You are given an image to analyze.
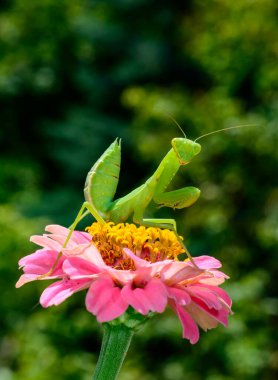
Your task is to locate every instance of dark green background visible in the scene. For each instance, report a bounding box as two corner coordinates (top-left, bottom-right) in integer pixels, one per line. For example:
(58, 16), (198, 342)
(0, 1), (277, 379)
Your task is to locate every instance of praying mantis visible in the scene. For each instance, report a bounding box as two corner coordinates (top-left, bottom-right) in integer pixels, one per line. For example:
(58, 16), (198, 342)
(42, 124), (253, 276)
(73, 136), (201, 232)
(71, 124), (252, 235)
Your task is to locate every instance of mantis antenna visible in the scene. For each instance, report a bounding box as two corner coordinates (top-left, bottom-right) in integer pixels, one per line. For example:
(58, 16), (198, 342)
(194, 124), (257, 142)
(167, 115), (187, 138)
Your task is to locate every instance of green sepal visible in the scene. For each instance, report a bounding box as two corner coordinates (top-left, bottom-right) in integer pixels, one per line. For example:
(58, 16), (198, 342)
(104, 306), (155, 331)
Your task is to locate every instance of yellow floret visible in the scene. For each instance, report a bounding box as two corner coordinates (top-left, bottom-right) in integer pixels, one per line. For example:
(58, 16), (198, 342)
(86, 222), (184, 269)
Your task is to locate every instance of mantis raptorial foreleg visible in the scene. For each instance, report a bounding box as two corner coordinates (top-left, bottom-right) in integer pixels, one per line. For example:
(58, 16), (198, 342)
(154, 187), (200, 209)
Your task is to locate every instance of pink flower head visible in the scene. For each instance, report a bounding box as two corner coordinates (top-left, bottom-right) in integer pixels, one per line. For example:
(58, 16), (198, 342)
(17, 222), (232, 344)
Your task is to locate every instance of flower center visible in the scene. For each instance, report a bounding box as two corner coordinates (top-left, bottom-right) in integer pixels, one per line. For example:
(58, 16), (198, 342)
(86, 222), (185, 269)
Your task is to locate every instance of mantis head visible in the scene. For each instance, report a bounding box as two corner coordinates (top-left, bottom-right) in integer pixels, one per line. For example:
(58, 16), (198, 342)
(172, 138), (201, 165)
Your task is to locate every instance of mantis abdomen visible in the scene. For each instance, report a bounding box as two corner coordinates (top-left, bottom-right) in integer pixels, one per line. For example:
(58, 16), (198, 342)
(84, 139), (121, 219)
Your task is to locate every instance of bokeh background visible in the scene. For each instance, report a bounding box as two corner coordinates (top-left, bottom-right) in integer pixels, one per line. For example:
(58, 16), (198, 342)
(0, 1), (277, 379)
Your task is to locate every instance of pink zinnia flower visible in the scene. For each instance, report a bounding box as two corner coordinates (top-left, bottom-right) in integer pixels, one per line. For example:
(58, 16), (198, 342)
(17, 222), (232, 344)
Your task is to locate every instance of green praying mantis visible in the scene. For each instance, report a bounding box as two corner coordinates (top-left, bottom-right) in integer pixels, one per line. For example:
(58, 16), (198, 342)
(76, 137), (201, 230)
(42, 124), (254, 276)
(71, 125), (253, 235)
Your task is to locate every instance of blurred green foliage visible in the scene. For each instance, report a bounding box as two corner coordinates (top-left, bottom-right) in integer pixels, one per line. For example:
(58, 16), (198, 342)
(0, 0), (277, 379)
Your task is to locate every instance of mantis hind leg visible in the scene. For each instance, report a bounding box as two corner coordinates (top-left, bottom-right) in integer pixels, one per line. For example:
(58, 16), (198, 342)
(61, 201), (105, 249)
(38, 202), (105, 278)
(67, 201), (105, 238)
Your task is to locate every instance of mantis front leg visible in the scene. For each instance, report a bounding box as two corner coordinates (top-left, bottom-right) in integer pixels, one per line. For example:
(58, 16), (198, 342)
(154, 186), (201, 210)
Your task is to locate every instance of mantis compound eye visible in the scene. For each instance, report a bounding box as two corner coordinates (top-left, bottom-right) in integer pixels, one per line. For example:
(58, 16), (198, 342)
(193, 142), (201, 155)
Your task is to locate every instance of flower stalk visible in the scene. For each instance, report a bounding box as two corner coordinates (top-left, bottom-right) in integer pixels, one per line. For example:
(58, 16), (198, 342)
(93, 323), (134, 380)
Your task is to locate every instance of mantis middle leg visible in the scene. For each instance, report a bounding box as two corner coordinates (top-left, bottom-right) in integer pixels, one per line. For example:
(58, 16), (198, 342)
(133, 209), (199, 268)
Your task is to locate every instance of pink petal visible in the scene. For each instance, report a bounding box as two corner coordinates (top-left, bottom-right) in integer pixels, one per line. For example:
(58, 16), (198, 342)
(49, 232), (91, 249)
(132, 267), (152, 284)
(171, 302), (199, 344)
(124, 249), (150, 268)
(18, 250), (64, 277)
(44, 234), (69, 247)
(141, 278), (168, 312)
(199, 269), (229, 286)
(188, 255), (222, 269)
(187, 286), (223, 310)
(37, 225), (91, 250)
(40, 279), (90, 307)
(71, 230), (92, 244)
(121, 278), (168, 315)
(161, 261), (205, 284)
(63, 257), (101, 279)
(191, 297), (230, 327)
(77, 245), (107, 268)
(105, 267), (136, 284)
(16, 274), (41, 288)
(85, 277), (128, 322)
(193, 284), (232, 308)
(62, 243), (92, 256)
(30, 235), (61, 251)
(124, 248), (172, 276)
(121, 285), (149, 314)
(167, 286), (191, 305)
(16, 249), (65, 287)
(184, 302), (219, 331)
(45, 224), (70, 236)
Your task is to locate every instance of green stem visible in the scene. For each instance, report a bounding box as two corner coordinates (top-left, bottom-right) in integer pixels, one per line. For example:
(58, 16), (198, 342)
(93, 324), (134, 380)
